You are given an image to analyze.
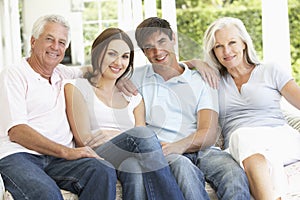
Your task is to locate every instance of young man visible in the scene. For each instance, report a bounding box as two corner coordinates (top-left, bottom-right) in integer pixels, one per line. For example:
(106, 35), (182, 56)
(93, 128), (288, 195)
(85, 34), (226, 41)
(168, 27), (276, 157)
(0, 14), (116, 199)
(120, 17), (250, 200)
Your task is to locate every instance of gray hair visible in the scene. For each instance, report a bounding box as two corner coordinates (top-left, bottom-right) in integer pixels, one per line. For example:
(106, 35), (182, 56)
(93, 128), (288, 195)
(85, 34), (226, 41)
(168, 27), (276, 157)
(31, 14), (71, 46)
(203, 17), (260, 76)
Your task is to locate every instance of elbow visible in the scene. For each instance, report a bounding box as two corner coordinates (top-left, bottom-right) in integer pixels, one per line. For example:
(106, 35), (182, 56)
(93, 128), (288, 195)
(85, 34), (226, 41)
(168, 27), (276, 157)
(8, 124), (24, 142)
(200, 127), (219, 149)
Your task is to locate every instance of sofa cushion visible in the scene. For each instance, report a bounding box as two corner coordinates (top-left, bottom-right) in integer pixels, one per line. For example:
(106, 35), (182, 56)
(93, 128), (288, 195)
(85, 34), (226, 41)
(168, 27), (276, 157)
(284, 111), (300, 131)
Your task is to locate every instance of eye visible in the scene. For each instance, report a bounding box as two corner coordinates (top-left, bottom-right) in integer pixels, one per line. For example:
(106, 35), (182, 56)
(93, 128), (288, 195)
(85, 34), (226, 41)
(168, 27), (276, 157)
(122, 54), (130, 59)
(46, 37), (53, 41)
(159, 40), (166, 44)
(59, 41), (66, 46)
(229, 41), (236, 45)
(143, 45), (152, 51)
(214, 44), (221, 49)
(108, 52), (117, 57)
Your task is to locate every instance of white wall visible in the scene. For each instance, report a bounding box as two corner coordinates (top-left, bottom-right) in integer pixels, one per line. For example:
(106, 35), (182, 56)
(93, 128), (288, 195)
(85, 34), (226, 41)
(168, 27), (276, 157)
(22, 0), (84, 65)
(0, 0), (21, 70)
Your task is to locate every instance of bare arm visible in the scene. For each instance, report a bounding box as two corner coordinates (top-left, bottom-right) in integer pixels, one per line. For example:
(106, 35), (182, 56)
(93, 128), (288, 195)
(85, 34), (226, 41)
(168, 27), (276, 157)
(133, 99), (146, 127)
(65, 83), (120, 149)
(281, 79), (300, 110)
(64, 83), (93, 147)
(161, 109), (219, 156)
(116, 77), (138, 97)
(8, 124), (98, 160)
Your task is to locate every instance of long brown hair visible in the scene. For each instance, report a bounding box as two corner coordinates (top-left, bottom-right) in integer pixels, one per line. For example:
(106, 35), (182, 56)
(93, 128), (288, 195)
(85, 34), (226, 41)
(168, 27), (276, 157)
(85, 28), (134, 86)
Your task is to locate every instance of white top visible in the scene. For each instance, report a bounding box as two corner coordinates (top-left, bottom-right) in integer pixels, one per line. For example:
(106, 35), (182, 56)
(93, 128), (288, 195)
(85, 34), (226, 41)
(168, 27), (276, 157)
(218, 62), (293, 148)
(131, 63), (219, 143)
(0, 58), (82, 160)
(67, 78), (142, 133)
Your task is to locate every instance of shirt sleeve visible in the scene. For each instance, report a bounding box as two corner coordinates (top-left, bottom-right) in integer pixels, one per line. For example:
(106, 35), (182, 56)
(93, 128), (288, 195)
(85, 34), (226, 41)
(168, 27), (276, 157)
(57, 64), (83, 79)
(197, 81), (219, 114)
(265, 62), (293, 91)
(0, 69), (28, 135)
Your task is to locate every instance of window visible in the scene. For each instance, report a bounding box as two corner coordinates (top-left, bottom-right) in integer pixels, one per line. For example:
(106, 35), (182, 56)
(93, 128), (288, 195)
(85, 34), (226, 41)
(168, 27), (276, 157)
(82, 0), (119, 64)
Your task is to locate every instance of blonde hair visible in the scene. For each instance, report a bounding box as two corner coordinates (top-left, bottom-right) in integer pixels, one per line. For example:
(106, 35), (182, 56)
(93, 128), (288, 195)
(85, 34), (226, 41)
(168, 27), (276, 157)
(203, 17), (260, 76)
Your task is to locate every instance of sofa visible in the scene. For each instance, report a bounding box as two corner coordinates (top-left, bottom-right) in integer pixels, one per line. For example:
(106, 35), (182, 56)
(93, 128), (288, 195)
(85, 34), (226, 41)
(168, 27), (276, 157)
(1, 109), (300, 200)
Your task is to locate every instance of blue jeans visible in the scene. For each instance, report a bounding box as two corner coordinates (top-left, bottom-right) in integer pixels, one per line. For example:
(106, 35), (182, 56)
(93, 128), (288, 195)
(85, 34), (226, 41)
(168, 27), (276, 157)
(95, 126), (184, 200)
(0, 152), (116, 200)
(168, 148), (250, 200)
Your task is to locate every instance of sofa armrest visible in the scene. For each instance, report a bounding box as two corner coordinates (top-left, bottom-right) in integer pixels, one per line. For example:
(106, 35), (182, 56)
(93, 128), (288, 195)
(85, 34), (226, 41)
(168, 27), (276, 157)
(283, 111), (300, 132)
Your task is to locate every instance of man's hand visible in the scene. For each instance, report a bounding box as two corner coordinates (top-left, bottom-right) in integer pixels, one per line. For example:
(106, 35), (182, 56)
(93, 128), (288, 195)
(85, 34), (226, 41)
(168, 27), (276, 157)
(64, 146), (103, 160)
(161, 142), (185, 156)
(184, 60), (220, 89)
(84, 130), (120, 149)
(116, 78), (138, 96)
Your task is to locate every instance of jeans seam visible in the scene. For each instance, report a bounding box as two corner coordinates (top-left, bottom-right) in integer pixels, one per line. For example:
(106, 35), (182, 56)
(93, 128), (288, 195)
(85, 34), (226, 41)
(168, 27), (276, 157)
(0, 171), (29, 200)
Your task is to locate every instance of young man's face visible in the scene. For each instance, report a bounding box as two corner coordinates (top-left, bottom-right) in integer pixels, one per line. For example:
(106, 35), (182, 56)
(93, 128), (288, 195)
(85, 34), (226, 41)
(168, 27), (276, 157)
(141, 30), (177, 68)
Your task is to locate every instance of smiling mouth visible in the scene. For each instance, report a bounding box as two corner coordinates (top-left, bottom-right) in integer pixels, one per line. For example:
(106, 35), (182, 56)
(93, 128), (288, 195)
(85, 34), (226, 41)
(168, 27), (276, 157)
(110, 66), (122, 73)
(47, 52), (59, 58)
(155, 54), (167, 61)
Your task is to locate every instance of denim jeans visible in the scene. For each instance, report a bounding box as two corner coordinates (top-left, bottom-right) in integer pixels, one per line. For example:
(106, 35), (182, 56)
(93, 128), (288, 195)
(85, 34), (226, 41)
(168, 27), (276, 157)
(0, 152), (117, 200)
(168, 148), (250, 200)
(95, 126), (184, 200)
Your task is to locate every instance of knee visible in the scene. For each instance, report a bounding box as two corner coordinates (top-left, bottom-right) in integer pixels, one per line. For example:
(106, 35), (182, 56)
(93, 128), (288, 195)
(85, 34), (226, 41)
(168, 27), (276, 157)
(118, 157), (142, 174)
(243, 153), (266, 173)
(89, 159), (117, 182)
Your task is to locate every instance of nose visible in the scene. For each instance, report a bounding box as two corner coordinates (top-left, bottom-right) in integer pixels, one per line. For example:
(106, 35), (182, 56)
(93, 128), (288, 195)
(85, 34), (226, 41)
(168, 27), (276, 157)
(223, 45), (231, 55)
(113, 56), (122, 65)
(50, 40), (59, 50)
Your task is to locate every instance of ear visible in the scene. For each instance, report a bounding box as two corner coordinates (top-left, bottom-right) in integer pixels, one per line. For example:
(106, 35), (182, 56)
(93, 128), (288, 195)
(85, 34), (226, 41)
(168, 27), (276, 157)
(242, 41), (246, 50)
(171, 32), (177, 45)
(30, 36), (36, 49)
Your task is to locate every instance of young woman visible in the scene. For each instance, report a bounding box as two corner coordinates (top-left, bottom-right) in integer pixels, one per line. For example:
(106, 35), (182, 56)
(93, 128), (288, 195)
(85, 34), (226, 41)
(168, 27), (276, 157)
(64, 27), (184, 200)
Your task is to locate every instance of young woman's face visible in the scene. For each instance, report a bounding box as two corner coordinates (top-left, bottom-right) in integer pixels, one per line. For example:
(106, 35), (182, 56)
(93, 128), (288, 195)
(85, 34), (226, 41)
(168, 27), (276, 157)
(101, 39), (131, 80)
(213, 24), (246, 70)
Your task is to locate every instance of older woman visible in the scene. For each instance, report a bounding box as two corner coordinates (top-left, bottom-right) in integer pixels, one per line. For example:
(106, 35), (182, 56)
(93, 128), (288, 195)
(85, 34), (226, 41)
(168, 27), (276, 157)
(203, 17), (300, 200)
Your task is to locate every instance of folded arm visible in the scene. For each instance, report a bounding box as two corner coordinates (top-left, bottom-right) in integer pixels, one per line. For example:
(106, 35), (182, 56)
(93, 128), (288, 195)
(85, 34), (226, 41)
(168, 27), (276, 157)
(161, 109), (219, 156)
(8, 124), (98, 160)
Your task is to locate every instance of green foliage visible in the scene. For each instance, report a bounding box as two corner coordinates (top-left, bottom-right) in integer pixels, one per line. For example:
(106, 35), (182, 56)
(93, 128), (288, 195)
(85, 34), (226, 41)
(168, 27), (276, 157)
(289, 3), (300, 84)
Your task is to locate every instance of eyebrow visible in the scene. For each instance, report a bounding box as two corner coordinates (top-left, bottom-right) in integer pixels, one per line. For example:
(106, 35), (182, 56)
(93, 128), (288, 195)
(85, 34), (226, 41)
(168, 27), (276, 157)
(108, 48), (130, 54)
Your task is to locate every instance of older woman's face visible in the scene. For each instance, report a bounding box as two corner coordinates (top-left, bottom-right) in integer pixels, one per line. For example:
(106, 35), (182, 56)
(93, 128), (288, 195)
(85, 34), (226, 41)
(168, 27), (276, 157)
(213, 24), (246, 70)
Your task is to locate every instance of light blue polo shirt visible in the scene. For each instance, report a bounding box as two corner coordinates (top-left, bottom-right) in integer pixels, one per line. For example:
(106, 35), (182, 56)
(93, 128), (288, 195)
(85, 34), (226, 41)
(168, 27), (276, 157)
(132, 63), (218, 143)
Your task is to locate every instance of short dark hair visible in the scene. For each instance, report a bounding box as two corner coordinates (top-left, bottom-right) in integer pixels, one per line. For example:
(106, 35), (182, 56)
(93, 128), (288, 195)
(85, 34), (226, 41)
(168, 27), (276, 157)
(135, 17), (173, 50)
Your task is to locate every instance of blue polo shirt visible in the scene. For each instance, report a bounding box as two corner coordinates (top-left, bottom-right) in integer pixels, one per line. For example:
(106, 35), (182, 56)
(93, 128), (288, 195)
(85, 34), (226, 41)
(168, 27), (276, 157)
(132, 63), (218, 143)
